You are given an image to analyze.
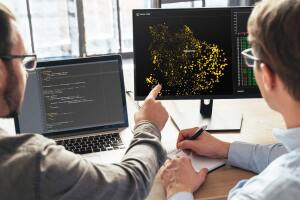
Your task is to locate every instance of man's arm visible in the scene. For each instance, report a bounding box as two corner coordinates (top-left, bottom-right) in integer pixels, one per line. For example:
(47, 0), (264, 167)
(176, 129), (288, 173)
(228, 141), (287, 173)
(39, 122), (166, 200)
(39, 84), (169, 200)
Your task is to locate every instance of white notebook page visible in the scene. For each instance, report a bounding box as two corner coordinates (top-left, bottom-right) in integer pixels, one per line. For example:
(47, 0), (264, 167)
(167, 149), (225, 172)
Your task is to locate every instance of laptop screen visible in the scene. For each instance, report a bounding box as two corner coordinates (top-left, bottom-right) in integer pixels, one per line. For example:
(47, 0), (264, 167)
(15, 55), (128, 137)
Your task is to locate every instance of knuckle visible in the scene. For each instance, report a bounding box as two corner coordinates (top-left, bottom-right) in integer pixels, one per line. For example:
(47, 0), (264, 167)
(169, 160), (176, 166)
(158, 103), (166, 110)
(182, 157), (189, 162)
(167, 159), (173, 164)
(177, 157), (184, 162)
(165, 160), (171, 166)
(200, 175), (206, 181)
(164, 112), (168, 118)
(160, 172), (167, 179)
(145, 98), (154, 104)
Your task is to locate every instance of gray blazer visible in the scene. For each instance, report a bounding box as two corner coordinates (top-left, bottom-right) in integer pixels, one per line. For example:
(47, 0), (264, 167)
(0, 121), (166, 200)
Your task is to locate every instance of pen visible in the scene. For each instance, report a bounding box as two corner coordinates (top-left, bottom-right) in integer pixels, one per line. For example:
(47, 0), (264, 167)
(186, 125), (207, 140)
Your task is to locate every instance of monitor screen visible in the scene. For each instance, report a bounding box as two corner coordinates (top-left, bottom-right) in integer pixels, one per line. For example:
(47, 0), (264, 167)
(133, 7), (261, 100)
(15, 55), (128, 137)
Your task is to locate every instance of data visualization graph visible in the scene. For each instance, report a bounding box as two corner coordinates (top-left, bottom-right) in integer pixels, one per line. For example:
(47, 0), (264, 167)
(233, 11), (257, 89)
(146, 23), (229, 96)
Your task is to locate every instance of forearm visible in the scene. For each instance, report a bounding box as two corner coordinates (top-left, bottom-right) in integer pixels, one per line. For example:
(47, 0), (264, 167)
(228, 141), (287, 173)
(81, 122), (167, 200)
(40, 121), (166, 200)
(122, 120), (166, 167)
(115, 121), (167, 198)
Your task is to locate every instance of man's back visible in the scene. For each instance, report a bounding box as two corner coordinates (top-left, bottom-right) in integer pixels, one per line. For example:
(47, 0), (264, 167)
(229, 147), (300, 199)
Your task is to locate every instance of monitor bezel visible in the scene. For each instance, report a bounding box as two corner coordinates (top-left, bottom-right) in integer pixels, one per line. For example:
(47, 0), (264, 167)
(132, 7), (261, 101)
(14, 55), (129, 137)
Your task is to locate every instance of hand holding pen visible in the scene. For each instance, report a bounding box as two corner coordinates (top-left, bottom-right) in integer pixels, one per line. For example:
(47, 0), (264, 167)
(176, 126), (230, 159)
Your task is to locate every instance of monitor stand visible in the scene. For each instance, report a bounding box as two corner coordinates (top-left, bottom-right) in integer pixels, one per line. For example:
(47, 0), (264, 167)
(199, 99), (242, 132)
(163, 99), (243, 132)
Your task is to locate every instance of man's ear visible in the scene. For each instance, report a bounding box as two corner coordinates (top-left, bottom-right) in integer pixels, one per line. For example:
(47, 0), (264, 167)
(260, 63), (275, 92)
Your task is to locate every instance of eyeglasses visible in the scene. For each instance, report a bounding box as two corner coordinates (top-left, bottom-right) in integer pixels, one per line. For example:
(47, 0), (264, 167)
(0, 54), (37, 71)
(241, 48), (261, 68)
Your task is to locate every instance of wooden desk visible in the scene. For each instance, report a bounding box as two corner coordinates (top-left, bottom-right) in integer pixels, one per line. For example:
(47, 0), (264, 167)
(194, 166), (255, 200)
(145, 99), (285, 200)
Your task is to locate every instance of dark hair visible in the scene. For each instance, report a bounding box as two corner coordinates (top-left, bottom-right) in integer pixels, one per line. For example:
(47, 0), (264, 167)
(248, 0), (300, 101)
(0, 3), (16, 55)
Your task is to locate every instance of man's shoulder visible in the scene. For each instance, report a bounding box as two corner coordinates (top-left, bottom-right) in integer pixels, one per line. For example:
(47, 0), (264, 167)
(262, 149), (300, 174)
(0, 132), (55, 154)
(278, 148), (300, 168)
(256, 150), (300, 187)
(231, 150), (300, 199)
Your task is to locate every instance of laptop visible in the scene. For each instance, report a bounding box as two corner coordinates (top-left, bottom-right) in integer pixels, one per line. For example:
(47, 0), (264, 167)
(14, 55), (131, 164)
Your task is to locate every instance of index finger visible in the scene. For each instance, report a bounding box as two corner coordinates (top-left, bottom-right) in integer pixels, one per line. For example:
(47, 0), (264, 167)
(145, 84), (161, 100)
(176, 127), (199, 147)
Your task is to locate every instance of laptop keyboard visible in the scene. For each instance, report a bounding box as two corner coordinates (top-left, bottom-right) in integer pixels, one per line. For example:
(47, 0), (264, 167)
(56, 133), (125, 154)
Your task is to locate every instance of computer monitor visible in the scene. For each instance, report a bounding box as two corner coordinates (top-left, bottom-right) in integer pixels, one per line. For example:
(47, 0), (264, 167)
(133, 7), (260, 131)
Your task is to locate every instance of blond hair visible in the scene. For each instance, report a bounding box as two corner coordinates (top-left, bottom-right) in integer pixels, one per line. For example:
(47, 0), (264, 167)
(248, 0), (300, 101)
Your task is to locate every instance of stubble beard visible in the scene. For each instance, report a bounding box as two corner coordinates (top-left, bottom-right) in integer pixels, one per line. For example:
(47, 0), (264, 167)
(3, 62), (21, 118)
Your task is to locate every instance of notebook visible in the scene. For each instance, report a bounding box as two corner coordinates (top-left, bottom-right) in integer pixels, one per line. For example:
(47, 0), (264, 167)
(167, 149), (225, 172)
(14, 55), (131, 164)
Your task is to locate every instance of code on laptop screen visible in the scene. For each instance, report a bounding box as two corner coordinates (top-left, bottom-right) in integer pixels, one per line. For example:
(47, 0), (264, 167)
(17, 58), (127, 134)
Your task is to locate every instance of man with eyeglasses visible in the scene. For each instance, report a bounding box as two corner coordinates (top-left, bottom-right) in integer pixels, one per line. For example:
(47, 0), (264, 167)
(160, 0), (300, 200)
(0, 3), (171, 200)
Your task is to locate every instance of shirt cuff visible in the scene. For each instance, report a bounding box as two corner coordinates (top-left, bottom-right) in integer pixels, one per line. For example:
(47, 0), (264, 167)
(133, 120), (161, 139)
(228, 141), (253, 169)
(168, 192), (194, 200)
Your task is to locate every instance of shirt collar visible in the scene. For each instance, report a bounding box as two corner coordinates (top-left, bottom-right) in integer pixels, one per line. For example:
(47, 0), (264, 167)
(273, 127), (300, 152)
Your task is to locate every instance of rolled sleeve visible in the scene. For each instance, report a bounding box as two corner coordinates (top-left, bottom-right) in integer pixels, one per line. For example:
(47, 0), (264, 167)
(133, 120), (161, 139)
(228, 141), (287, 173)
(228, 142), (254, 171)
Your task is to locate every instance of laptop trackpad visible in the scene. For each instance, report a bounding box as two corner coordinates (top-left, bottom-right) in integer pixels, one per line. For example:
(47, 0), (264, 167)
(83, 149), (126, 164)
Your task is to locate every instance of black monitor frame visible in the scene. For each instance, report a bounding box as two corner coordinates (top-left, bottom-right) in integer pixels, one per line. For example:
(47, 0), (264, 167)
(14, 55), (129, 138)
(133, 7), (261, 101)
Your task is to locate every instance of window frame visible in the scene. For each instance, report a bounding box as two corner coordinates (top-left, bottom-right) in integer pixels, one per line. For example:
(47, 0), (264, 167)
(158, 0), (206, 7)
(23, 0), (157, 60)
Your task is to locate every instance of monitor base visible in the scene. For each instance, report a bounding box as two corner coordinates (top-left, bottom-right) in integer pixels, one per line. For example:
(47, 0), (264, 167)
(163, 100), (243, 132)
